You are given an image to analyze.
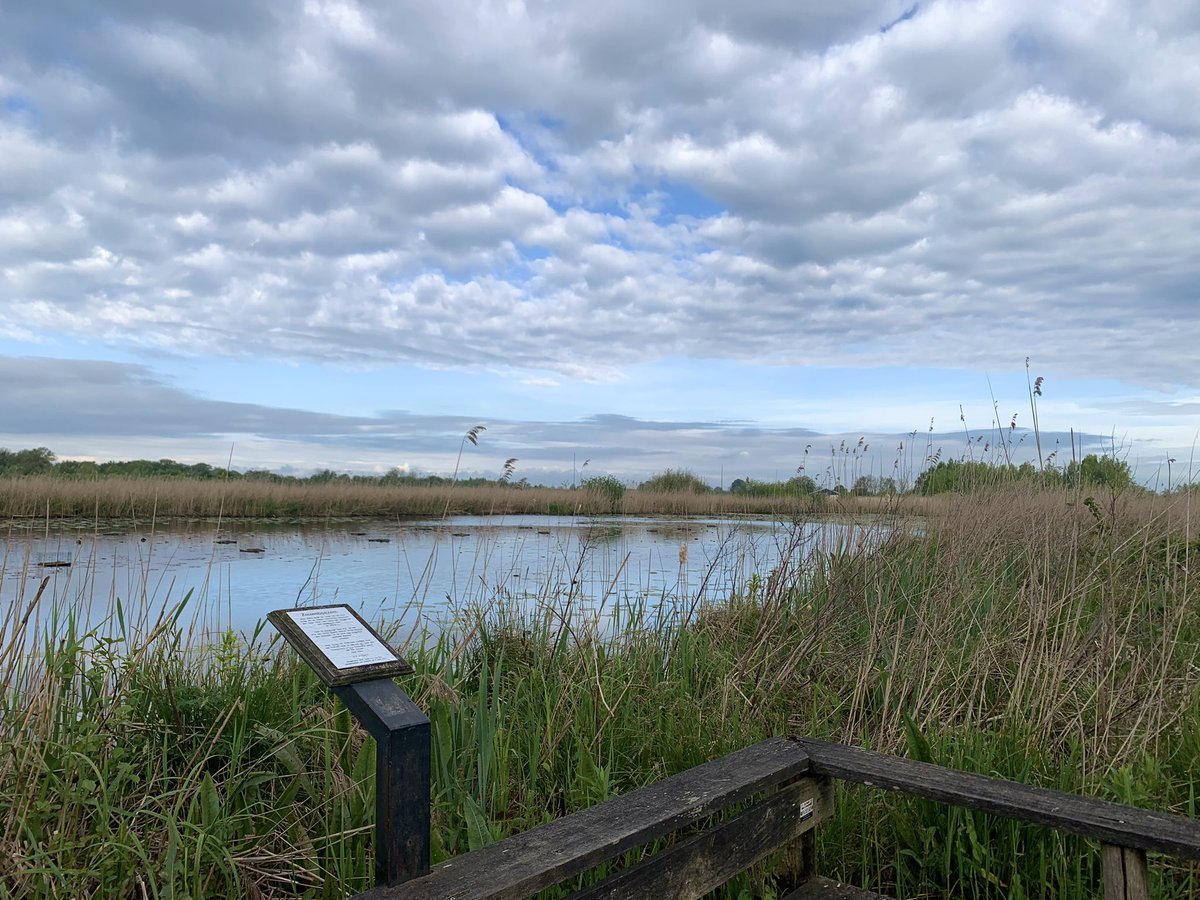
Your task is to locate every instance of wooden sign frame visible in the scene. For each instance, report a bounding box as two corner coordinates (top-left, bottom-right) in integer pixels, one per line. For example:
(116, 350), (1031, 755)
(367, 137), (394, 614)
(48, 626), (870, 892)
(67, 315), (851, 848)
(268, 603), (413, 687)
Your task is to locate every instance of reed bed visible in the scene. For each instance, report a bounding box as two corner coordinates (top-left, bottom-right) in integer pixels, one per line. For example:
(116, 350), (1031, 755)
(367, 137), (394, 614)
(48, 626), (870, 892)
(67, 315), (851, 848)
(1, 486), (1198, 898)
(0, 476), (901, 524)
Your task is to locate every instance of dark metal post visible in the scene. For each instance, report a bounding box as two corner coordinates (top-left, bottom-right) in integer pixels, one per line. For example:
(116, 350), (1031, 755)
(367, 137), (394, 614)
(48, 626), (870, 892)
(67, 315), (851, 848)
(334, 677), (431, 886)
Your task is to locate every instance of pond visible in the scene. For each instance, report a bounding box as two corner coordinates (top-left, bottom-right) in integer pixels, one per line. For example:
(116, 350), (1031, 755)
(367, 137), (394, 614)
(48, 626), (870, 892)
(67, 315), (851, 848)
(1, 515), (871, 644)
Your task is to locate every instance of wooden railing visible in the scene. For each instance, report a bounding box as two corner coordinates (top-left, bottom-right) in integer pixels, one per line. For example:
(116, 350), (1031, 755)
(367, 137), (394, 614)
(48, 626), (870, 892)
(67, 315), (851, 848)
(347, 735), (1200, 900)
(795, 737), (1200, 899)
(352, 736), (828, 899)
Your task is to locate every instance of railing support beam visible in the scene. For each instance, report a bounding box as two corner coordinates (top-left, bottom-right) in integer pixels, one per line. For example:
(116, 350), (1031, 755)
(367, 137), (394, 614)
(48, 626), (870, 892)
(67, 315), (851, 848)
(335, 678), (431, 887)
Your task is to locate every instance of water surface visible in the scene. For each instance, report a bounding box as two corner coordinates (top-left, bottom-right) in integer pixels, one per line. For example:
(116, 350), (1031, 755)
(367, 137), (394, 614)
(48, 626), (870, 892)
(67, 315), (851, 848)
(2, 515), (863, 641)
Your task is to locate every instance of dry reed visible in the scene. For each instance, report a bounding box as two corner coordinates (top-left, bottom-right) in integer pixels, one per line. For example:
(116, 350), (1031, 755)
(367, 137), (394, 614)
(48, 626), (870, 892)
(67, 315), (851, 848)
(0, 476), (917, 524)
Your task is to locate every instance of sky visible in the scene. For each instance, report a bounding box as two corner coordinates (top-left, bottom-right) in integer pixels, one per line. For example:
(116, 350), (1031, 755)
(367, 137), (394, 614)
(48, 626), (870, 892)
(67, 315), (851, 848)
(2, 0), (1199, 489)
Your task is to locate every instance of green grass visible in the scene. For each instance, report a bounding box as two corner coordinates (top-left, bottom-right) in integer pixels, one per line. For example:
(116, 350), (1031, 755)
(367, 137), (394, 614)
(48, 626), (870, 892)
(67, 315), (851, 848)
(2, 486), (1199, 897)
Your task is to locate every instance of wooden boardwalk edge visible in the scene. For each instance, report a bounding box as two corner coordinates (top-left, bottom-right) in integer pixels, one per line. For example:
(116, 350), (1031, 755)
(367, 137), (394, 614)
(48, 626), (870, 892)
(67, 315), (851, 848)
(353, 736), (812, 900)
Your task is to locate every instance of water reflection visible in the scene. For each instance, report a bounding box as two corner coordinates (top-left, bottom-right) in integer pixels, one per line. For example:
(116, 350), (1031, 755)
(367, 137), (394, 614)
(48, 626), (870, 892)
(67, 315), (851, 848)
(1, 515), (865, 641)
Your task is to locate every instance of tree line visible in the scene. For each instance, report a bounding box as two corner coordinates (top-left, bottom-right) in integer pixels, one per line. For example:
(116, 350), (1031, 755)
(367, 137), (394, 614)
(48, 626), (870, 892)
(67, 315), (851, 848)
(911, 455), (1136, 494)
(0, 446), (1170, 495)
(0, 448), (514, 488)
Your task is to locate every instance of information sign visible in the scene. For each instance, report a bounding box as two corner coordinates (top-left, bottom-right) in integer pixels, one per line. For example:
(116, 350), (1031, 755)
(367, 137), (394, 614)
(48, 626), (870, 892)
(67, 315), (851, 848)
(268, 603), (413, 687)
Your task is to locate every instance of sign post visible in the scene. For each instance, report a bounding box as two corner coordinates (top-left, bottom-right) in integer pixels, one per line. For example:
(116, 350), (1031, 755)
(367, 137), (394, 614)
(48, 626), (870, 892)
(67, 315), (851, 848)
(268, 604), (430, 887)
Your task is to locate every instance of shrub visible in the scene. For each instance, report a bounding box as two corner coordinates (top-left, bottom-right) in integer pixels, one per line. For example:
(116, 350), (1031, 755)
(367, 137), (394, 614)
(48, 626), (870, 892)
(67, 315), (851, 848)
(638, 469), (712, 493)
(582, 475), (625, 513)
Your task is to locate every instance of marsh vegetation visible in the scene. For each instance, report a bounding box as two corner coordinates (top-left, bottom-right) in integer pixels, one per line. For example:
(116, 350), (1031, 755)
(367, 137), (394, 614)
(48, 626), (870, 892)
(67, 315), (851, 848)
(0, 472), (891, 524)
(1, 483), (1198, 897)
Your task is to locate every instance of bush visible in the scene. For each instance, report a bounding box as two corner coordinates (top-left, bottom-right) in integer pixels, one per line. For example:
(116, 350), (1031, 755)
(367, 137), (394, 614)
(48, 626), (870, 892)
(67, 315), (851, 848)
(729, 476), (816, 497)
(583, 475), (625, 513)
(638, 469), (712, 493)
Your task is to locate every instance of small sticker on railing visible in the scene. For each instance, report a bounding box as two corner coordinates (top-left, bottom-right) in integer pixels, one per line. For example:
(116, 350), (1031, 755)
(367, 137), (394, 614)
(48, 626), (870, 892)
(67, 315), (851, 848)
(800, 798), (815, 821)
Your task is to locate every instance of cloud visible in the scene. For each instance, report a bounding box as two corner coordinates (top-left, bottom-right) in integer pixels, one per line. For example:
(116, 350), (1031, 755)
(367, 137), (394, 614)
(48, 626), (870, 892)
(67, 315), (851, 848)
(0, 355), (381, 439)
(1101, 396), (1200, 417)
(0, 354), (1119, 485)
(1, 0), (1198, 392)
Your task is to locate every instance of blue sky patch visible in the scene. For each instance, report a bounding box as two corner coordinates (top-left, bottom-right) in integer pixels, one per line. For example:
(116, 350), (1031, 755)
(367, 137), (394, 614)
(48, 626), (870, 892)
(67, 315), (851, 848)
(880, 4), (919, 34)
(649, 180), (725, 221)
(3, 94), (38, 118)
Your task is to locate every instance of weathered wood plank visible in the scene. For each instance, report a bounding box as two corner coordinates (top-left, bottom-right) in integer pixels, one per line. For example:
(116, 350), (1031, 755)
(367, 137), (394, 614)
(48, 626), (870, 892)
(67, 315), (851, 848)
(352, 737), (811, 900)
(782, 876), (890, 899)
(794, 737), (1200, 860)
(1102, 844), (1150, 900)
(569, 777), (832, 900)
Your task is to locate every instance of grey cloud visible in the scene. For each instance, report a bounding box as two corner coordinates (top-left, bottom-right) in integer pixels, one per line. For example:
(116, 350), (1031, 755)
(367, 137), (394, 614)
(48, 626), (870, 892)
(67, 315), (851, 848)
(1100, 398), (1200, 418)
(1, 0), (1199, 394)
(0, 354), (1137, 483)
(0, 356), (381, 438)
(694, 0), (917, 49)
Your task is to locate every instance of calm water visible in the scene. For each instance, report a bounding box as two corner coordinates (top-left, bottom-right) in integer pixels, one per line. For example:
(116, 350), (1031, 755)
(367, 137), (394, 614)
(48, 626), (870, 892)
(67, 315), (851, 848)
(1, 515), (863, 642)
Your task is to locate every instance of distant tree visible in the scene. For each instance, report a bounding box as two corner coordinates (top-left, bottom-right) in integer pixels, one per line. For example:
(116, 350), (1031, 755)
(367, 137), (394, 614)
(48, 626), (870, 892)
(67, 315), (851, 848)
(851, 475), (899, 496)
(243, 468), (283, 482)
(54, 459), (99, 479)
(726, 475), (816, 497)
(1066, 454), (1133, 491)
(914, 460), (1005, 494)
(0, 447), (56, 476)
(786, 475), (817, 495)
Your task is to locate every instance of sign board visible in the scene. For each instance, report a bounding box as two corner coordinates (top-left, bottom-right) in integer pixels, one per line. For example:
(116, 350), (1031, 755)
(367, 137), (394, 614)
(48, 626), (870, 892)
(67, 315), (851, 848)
(268, 604), (413, 687)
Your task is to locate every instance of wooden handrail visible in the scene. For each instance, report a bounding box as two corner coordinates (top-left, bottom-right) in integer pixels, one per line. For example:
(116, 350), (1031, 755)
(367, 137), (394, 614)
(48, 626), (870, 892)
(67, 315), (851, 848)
(353, 736), (818, 900)
(793, 736), (1200, 860)
(345, 734), (1200, 900)
(571, 778), (832, 900)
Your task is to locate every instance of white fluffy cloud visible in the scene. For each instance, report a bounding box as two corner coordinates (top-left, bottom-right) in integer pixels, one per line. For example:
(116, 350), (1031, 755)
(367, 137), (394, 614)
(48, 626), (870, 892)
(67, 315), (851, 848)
(1, 0), (1198, 387)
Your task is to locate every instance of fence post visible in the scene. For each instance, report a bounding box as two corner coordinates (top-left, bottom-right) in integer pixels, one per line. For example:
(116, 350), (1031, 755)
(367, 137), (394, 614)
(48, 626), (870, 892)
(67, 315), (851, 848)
(1101, 844), (1150, 900)
(335, 677), (431, 887)
(772, 777), (827, 891)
